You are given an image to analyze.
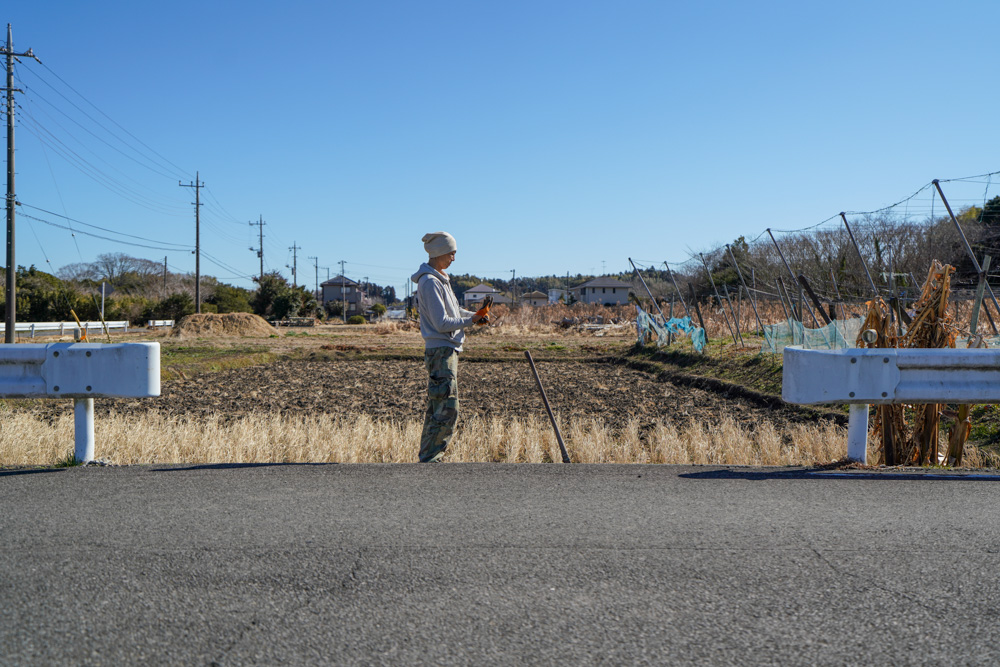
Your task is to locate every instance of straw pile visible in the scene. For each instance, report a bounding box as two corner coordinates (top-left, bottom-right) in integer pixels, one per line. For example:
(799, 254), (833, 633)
(862, 261), (971, 465)
(170, 313), (279, 338)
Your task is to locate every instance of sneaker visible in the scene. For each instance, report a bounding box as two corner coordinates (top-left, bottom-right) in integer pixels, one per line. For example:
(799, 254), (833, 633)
(426, 451), (446, 463)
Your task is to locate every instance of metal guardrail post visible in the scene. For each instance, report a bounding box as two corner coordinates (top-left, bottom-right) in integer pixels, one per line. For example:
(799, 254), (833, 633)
(74, 398), (95, 462)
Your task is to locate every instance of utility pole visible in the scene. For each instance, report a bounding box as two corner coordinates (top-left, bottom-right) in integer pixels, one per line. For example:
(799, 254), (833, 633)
(249, 216), (265, 282)
(3, 24), (39, 343)
(511, 269), (516, 302)
(339, 259), (346, 322)
(308, 256), (319, 302)
(162, 256), (167, 300)
(287, 242), (301, 287)
(178, 172), (203, 313)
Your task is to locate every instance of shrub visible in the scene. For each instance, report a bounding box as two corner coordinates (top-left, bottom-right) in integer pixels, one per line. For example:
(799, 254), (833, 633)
(347, 315), (366, 325)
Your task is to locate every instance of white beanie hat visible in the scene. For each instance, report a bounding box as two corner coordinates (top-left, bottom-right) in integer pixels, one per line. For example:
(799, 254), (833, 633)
(422, 232), (457, 258)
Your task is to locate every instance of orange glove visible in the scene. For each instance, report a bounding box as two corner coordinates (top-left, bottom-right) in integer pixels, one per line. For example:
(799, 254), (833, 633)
(474, 295), (493, 325)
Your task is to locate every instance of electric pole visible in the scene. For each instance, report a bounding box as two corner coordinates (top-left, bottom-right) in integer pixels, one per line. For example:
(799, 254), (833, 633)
(162, 256), (167, 300)
(308, 256), (318, 302)
(339, 259), (346, 323)
(288, 242), (300, 286)
(3, 24), (39, 343)
(178, 172), (203, 313)
(510, 269), (516, 302)
(249, 216), (265, 282)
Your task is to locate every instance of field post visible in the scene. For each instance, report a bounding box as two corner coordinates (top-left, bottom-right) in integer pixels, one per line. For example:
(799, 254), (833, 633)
(970, 255), (992, 336)
(667, 296), (674, 346)
(726, 245), (765, 337)
(628, 258), (666, 321)
(687, 283), (707, 334)
(699, 253), (740, 346)
(767, 228), (821, 328)
(840, 213), (880, 298)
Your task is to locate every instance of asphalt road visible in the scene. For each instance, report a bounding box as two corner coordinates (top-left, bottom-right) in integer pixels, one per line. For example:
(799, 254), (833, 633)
(2, 463), (999, 665)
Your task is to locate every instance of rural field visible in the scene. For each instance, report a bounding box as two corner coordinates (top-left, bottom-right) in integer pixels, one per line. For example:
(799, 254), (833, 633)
(2, 307), (998, 467)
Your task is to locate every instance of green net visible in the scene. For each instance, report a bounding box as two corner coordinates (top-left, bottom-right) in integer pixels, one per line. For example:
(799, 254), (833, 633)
(760, 317), (864, 354)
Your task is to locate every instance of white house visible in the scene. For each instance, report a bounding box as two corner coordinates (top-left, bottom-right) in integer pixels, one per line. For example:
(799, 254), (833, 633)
(463, 283), (502, 307)
(569, 277), (634, 305)
(520, 291), (548, 306)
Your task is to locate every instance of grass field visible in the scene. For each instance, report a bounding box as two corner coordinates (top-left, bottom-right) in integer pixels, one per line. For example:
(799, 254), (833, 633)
(2, 308), (997, 467)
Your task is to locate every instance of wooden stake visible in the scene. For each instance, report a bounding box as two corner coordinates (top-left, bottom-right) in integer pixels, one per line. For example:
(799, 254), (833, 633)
(525, 351), (570, 463)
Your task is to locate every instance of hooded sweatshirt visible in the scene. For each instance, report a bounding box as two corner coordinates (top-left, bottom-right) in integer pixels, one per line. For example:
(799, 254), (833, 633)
(411, 262), (476, 351)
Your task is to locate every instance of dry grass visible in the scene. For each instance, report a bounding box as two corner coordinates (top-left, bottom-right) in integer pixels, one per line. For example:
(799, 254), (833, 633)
(3, 411), (871, 467)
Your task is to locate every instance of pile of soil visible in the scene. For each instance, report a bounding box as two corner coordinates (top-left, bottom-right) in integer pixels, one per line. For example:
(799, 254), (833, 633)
(170, 313), (278, 338)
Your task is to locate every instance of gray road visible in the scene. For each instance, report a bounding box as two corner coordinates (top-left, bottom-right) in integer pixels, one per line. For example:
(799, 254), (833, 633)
(2, 464), (999, 665)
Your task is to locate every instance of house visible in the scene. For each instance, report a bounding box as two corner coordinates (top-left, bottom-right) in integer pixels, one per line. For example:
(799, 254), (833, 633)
(463, 283), (502, 308)
(520, 291), (549, 306)
(321, 275), (370, 316)
(569, 277), (634, 305)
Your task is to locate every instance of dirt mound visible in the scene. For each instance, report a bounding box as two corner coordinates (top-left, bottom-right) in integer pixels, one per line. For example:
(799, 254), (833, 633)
(170, 313), (278, 338)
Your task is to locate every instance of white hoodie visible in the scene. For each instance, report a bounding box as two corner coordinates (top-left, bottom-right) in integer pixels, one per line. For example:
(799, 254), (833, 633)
(411, 262), (476, 351)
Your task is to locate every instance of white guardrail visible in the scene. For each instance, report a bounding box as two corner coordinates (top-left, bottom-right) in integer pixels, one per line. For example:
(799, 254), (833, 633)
(783, 346), (1000, 464)
(0, 321), (130, 337)
(0, 343), (160, 463)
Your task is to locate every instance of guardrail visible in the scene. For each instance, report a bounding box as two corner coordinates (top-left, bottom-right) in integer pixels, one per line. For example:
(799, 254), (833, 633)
(783, 346), (1000, 464)
(146, 320), (175, 328)
(0, 321), (130, 338)
(0, 343), (160, 462)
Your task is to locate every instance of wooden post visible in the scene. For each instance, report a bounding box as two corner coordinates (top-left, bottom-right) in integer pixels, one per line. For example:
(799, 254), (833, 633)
(524, 351), (570, 463)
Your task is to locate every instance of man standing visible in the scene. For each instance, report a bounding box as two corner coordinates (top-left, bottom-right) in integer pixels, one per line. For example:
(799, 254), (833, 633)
(411, 232), (487, 462)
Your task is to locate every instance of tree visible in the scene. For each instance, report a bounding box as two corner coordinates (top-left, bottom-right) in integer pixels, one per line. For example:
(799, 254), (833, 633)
(207, 284), (252, 313)
(371, 303), (387, 317)
(250, 272), (290, 318)
(155, 293), (196, 321)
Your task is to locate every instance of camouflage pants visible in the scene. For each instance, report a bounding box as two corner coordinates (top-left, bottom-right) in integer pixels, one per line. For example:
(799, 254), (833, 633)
(419, 346), (459, 462)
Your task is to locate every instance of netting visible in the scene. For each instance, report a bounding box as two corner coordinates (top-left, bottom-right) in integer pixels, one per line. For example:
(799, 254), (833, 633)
(760, 317), (864, 354)
(636, 306), (707, 352)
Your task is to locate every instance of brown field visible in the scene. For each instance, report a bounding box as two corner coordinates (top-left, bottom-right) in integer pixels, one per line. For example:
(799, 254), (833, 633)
(4, 305), (990, 467)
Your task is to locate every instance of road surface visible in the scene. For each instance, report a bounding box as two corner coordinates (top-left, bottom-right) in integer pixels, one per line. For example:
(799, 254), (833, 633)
(2, 463), (999, 664)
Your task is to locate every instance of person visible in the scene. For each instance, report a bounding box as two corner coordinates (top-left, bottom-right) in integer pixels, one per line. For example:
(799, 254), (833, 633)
(411, 232), (488, 462)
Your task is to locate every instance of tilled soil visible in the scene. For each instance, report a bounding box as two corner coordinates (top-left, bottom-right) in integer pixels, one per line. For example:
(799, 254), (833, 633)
(17, 358), (827, 430)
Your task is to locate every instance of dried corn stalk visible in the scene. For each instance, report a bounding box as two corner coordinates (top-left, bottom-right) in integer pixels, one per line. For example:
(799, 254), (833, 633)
(863, 261), (966, 466)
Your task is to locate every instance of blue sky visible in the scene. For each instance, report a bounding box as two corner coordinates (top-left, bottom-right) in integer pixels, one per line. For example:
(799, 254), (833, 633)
(3, 1), (999, 296)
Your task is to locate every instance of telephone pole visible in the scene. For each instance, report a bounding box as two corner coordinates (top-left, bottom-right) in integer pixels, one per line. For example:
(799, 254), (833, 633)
(308, 256), (319, 301)
(3, 24), (39, 343)
(178, 172), (203, 313)
(249, 215), (265, 282)
(339, 259), (346, 323)
(288, 242), (301, 286)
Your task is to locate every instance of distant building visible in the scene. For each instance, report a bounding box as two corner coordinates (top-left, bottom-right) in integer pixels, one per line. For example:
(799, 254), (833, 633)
(321, 275), (371, 316)
(569, 277), (634, 305)
(520, 290), (549, 306)
(548, 289), (569, 304)
(463, 283), (503, 307)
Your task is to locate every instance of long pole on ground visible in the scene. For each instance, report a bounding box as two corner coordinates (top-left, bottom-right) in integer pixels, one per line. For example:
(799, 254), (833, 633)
(932, 179), (1000, 324)
(726, 245), (765, 336)
(840, 213), (880, 298)
(628, 258), (666, 320)
(524, 351), (571, 463)
(699, 253), (740, 346)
